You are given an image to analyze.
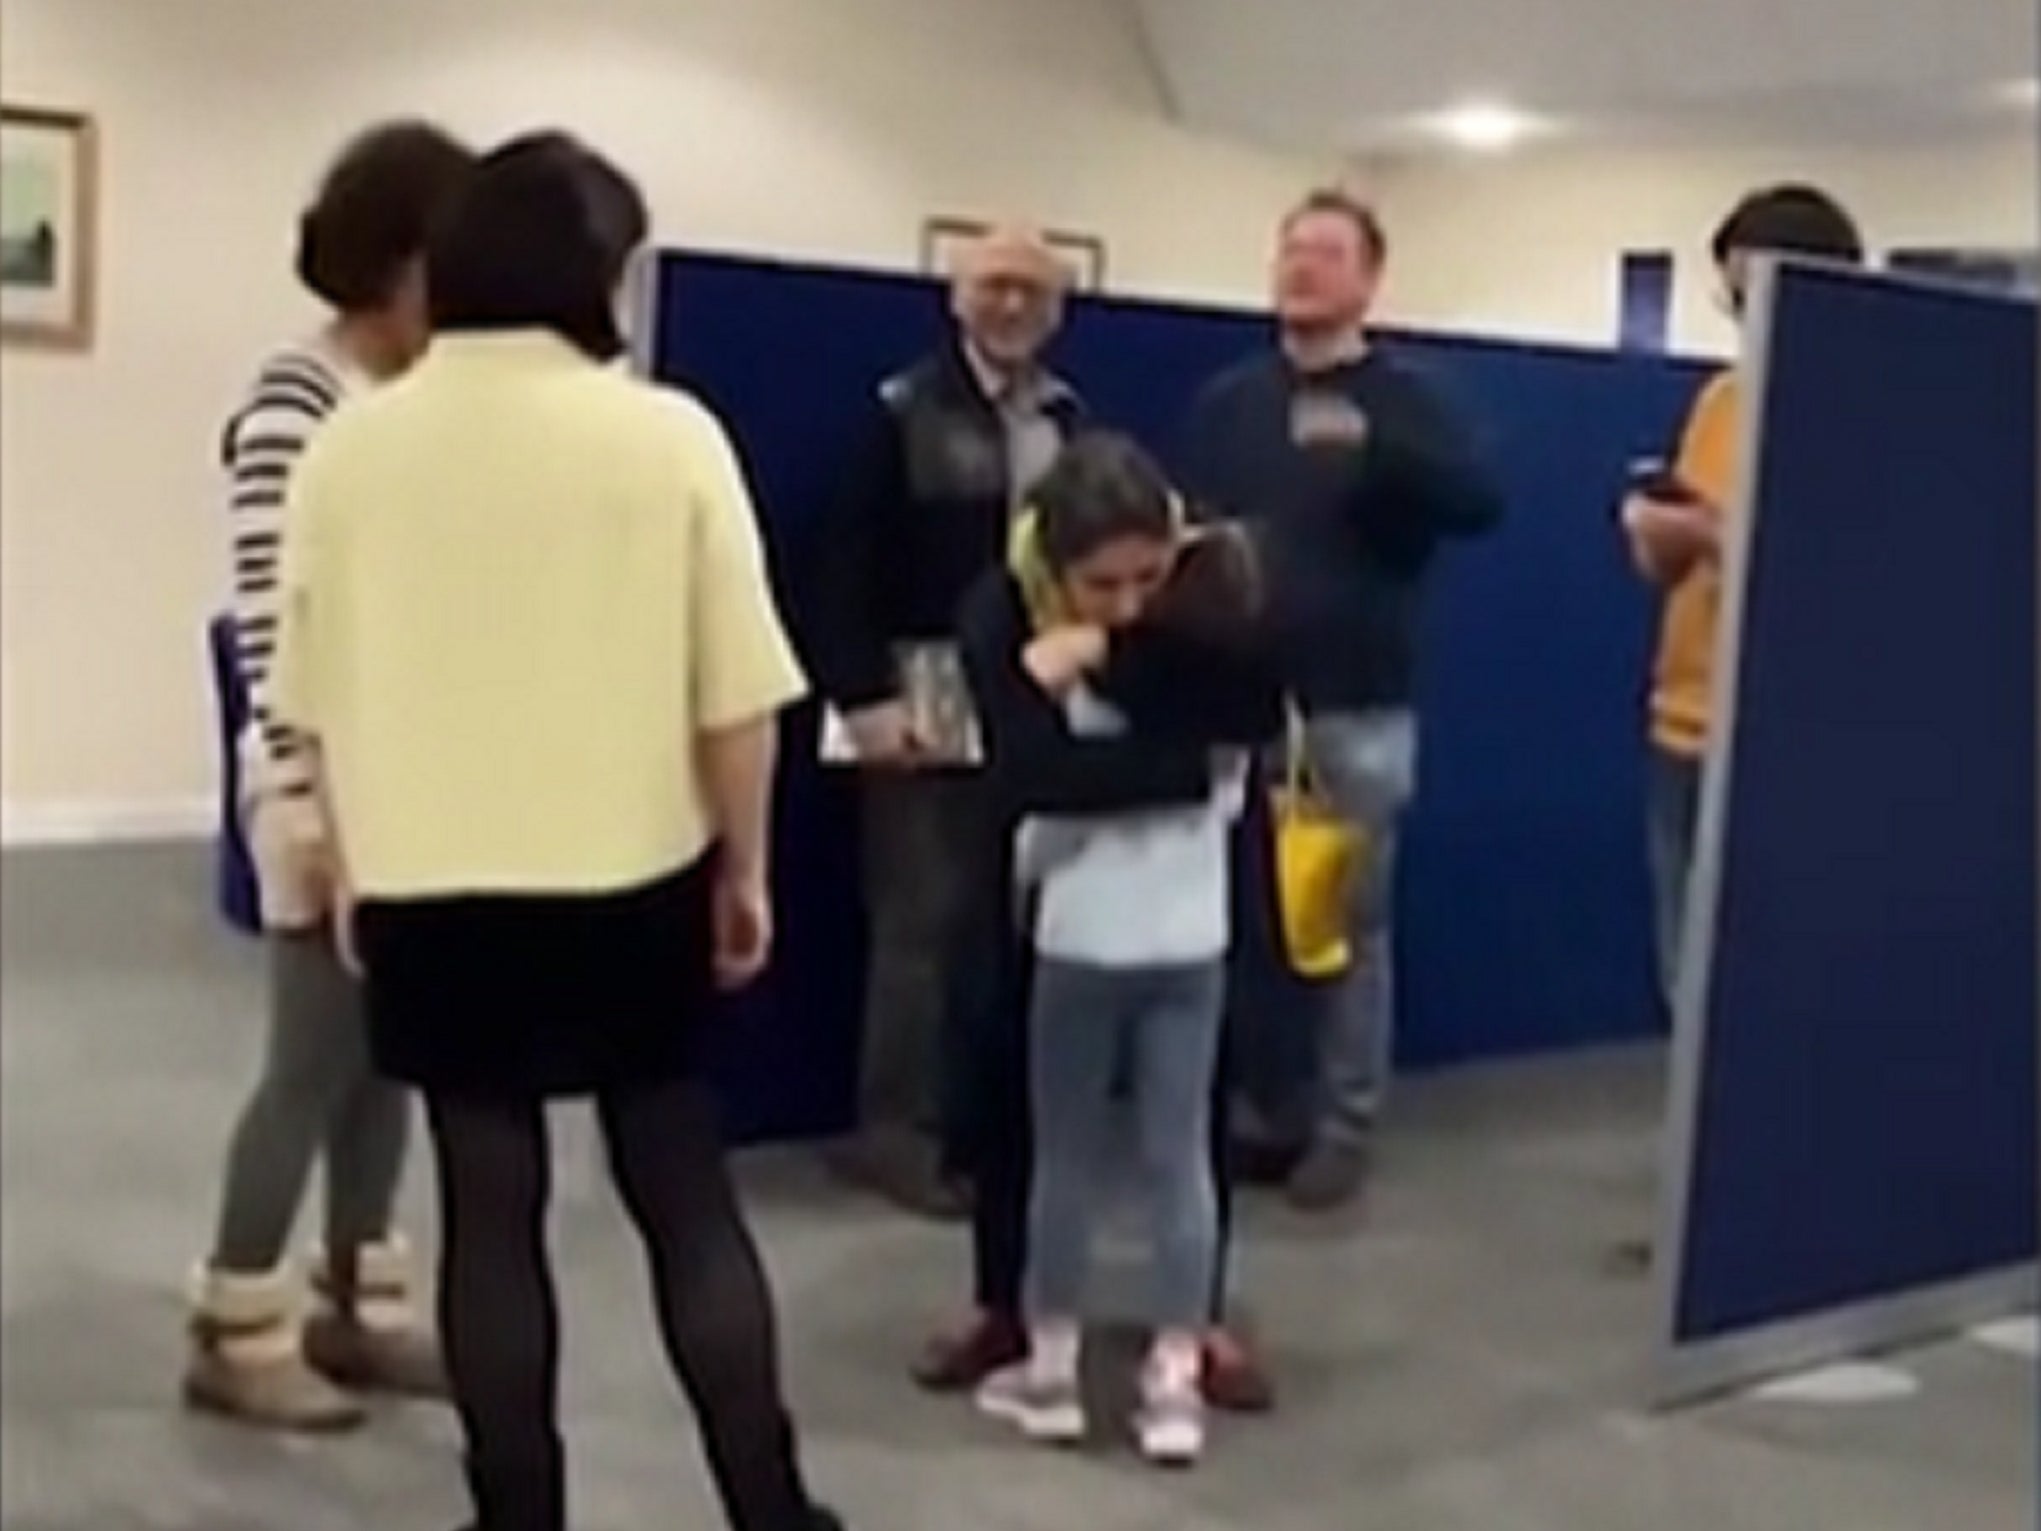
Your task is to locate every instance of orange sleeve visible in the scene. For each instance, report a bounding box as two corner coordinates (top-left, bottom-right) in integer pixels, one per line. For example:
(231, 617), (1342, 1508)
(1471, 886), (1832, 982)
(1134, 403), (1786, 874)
(1671, 371), (1741, 514)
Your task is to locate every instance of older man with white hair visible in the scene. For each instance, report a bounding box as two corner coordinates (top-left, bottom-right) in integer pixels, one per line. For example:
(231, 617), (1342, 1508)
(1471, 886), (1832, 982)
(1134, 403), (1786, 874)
(813, 224), (1082, 1219)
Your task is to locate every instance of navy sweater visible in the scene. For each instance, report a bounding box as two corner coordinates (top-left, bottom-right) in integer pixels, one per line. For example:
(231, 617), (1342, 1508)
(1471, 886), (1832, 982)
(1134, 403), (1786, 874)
(1181, 349), (1504, 712)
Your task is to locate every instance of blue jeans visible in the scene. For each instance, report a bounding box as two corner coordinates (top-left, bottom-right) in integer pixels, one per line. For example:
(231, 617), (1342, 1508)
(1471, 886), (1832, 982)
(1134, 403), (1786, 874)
(1647, 749), (1703, 1005)
(1297, 709), (1417, 1149)
(1226, 712), (1416, 1154)
(1025, 959), (1226, 1331)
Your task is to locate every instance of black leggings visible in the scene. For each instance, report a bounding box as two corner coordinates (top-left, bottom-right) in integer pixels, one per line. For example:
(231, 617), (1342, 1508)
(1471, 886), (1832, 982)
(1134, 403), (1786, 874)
(425, 1080), (815, 1531)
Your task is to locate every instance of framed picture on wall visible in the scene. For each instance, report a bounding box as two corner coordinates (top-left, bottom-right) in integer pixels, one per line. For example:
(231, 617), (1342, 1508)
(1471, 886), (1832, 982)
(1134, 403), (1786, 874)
(2, 104), (99, 351)
(919, 215), (1107, 294)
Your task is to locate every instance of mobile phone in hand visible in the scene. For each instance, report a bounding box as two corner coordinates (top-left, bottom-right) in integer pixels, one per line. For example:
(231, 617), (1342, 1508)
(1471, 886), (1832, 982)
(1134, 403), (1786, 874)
(1627, 457), (1701, 506)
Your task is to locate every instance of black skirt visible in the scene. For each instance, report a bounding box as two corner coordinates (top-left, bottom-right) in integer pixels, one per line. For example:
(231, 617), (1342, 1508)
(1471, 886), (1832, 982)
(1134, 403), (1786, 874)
(355, 859), (714, 1099)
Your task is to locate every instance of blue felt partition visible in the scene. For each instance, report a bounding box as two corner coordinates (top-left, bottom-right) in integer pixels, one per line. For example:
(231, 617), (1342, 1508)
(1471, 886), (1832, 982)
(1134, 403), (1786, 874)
(1657, 262), (2039, 1400)
(647, 251), (1707, 1143)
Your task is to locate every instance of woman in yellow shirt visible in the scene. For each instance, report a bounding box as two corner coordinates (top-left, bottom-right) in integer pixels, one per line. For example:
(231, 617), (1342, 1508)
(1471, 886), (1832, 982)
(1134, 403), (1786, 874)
(272, 134), (838, 1531)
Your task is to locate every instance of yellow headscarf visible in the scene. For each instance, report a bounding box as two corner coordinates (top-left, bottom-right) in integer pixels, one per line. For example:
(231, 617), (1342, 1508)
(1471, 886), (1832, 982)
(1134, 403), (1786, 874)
(1008, 509), (1069, 632)
(1007, 494), (1189, 633)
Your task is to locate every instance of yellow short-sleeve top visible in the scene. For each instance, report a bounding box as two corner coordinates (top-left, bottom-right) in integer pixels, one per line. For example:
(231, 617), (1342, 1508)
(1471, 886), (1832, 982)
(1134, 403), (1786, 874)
(270, 332), (807, 899)
(1649, 370), (1741, 759)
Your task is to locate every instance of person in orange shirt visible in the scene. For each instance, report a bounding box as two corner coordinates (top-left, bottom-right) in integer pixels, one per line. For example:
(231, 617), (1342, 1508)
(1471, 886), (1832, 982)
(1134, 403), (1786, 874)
(1625, 185), (1865, 1001)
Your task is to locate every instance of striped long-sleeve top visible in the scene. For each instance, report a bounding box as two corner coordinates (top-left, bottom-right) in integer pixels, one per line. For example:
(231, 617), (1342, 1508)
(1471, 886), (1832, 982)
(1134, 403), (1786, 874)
(226, 341), (358, 805)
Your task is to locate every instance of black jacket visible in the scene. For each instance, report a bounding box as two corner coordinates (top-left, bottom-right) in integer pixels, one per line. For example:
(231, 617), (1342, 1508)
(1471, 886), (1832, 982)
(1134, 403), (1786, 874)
(810, 342), (1085, 711)
(956, 571), (1284, 830)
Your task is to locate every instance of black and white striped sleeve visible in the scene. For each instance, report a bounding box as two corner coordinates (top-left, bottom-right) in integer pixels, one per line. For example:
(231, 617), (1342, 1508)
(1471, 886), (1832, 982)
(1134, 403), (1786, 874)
(224, 350), (343, 798)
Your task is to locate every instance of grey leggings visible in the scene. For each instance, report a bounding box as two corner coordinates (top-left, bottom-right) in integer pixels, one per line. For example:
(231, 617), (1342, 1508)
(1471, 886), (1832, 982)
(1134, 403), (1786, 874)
(1026, 958), (1226, 1331)
(209, 931), (409, 1275)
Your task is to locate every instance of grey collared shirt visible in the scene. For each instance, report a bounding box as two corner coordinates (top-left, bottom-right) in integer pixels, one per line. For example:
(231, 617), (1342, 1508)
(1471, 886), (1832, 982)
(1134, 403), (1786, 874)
(963, 344), (1069, 510)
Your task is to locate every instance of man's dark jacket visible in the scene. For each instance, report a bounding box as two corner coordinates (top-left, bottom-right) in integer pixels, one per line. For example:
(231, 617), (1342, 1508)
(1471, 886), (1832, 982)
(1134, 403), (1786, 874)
(809, 340), (1083, 712)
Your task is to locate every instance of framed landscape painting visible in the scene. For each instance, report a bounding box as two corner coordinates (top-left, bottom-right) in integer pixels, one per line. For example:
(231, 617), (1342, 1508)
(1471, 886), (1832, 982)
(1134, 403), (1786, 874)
(919, 215), (1107, 294)
(2, 105), (98, 350)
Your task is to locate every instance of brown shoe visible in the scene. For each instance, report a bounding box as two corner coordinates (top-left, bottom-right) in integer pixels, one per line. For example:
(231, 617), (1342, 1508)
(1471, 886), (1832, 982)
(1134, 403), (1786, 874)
(304, 1311), (447, 1398)
(1285, 1140), (1372, 1213)
(1228, 1137), (1306, 1188)
(183, 1266), (368, 1432)
(910, 1310), (1026, 1393)
(927, 1173), (975, 1221)
(307, 1237), (448, 1399)
(830, 1128), (969, 1222)
(1201, 1328), (1275, 1414)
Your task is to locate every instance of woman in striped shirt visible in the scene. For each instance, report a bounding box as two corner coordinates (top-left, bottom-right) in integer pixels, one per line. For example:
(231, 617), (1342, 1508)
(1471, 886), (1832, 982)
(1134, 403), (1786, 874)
(187, 121), (473, 1432)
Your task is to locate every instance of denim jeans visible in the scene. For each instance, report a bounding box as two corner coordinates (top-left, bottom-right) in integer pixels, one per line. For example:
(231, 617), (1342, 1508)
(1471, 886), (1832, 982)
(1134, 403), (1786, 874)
(1024, 959), (1226, 1331)
(1298, 709), (1417, 1149)
(1646, 748), (1704, 1006)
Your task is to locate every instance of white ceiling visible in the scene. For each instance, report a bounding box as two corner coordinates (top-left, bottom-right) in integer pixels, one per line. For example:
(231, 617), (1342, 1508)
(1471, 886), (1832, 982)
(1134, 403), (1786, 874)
(1130, 0), (2037, 155)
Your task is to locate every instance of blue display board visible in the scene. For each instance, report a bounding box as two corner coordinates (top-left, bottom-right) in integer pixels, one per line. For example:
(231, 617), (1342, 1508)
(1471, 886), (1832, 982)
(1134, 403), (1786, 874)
(647, 251), (1706, 1143)
(1658, 262), (2039, 1399)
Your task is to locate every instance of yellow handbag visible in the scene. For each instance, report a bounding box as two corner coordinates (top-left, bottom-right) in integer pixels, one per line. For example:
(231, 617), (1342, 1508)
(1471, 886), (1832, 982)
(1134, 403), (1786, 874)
(1271, 712), (1366, 979)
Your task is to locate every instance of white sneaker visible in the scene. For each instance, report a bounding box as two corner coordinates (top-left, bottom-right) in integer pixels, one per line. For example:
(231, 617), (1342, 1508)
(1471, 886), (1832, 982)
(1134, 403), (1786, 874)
(976, 1361), (1086, 1445)
(1136, 1362), (1206, 1467)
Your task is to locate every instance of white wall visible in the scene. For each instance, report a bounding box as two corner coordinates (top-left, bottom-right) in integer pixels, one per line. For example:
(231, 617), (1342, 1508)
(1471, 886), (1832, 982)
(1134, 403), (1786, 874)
(1371, 135), (2037, 355)
(0, 0), (1324, 831)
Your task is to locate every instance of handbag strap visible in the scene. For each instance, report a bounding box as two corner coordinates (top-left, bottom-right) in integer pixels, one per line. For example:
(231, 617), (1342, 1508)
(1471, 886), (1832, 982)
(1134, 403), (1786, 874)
(1283, 701), (1319, 802)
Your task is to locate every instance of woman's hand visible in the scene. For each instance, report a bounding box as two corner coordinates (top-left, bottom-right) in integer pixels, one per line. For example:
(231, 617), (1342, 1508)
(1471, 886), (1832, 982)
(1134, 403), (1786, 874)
(330, 872), (364, 979)
(299, 837), (363, 976)
(1022, 624), (1107, 696)
(712, 866), (774, 990)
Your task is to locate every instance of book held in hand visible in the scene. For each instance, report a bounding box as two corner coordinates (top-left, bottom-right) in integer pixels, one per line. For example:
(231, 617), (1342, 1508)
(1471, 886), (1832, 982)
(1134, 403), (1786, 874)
(819, 642), (983, 767)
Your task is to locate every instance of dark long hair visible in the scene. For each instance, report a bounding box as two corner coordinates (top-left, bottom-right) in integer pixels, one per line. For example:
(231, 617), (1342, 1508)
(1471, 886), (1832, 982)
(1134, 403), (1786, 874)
(1144, 523), (1264, 650)
(428, 131), (650, 361)
(1032, 432), (1178, 571)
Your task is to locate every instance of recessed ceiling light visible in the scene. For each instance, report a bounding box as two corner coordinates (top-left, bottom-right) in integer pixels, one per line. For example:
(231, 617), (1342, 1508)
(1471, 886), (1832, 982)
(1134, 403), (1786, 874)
(1431, 100), (1539, 152)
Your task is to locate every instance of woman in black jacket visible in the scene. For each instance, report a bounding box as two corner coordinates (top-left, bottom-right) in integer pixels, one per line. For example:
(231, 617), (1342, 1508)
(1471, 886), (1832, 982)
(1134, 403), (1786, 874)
(911, 431), (1283, 1415)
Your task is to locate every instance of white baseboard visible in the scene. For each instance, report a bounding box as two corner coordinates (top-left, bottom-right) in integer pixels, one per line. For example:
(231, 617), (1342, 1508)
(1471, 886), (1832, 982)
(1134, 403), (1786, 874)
(1, 796), (215, 847)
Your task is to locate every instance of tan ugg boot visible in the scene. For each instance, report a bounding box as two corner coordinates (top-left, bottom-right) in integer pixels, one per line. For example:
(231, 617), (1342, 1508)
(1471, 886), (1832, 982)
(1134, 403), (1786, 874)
(304, 1236), (447, 1399)
(184, 1265), (367, 1432)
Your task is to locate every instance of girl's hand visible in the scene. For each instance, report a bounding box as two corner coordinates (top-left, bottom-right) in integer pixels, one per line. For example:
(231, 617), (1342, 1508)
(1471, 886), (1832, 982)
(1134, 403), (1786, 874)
(1022, 625), (1107, 695)
(302, 839), (363, 977)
